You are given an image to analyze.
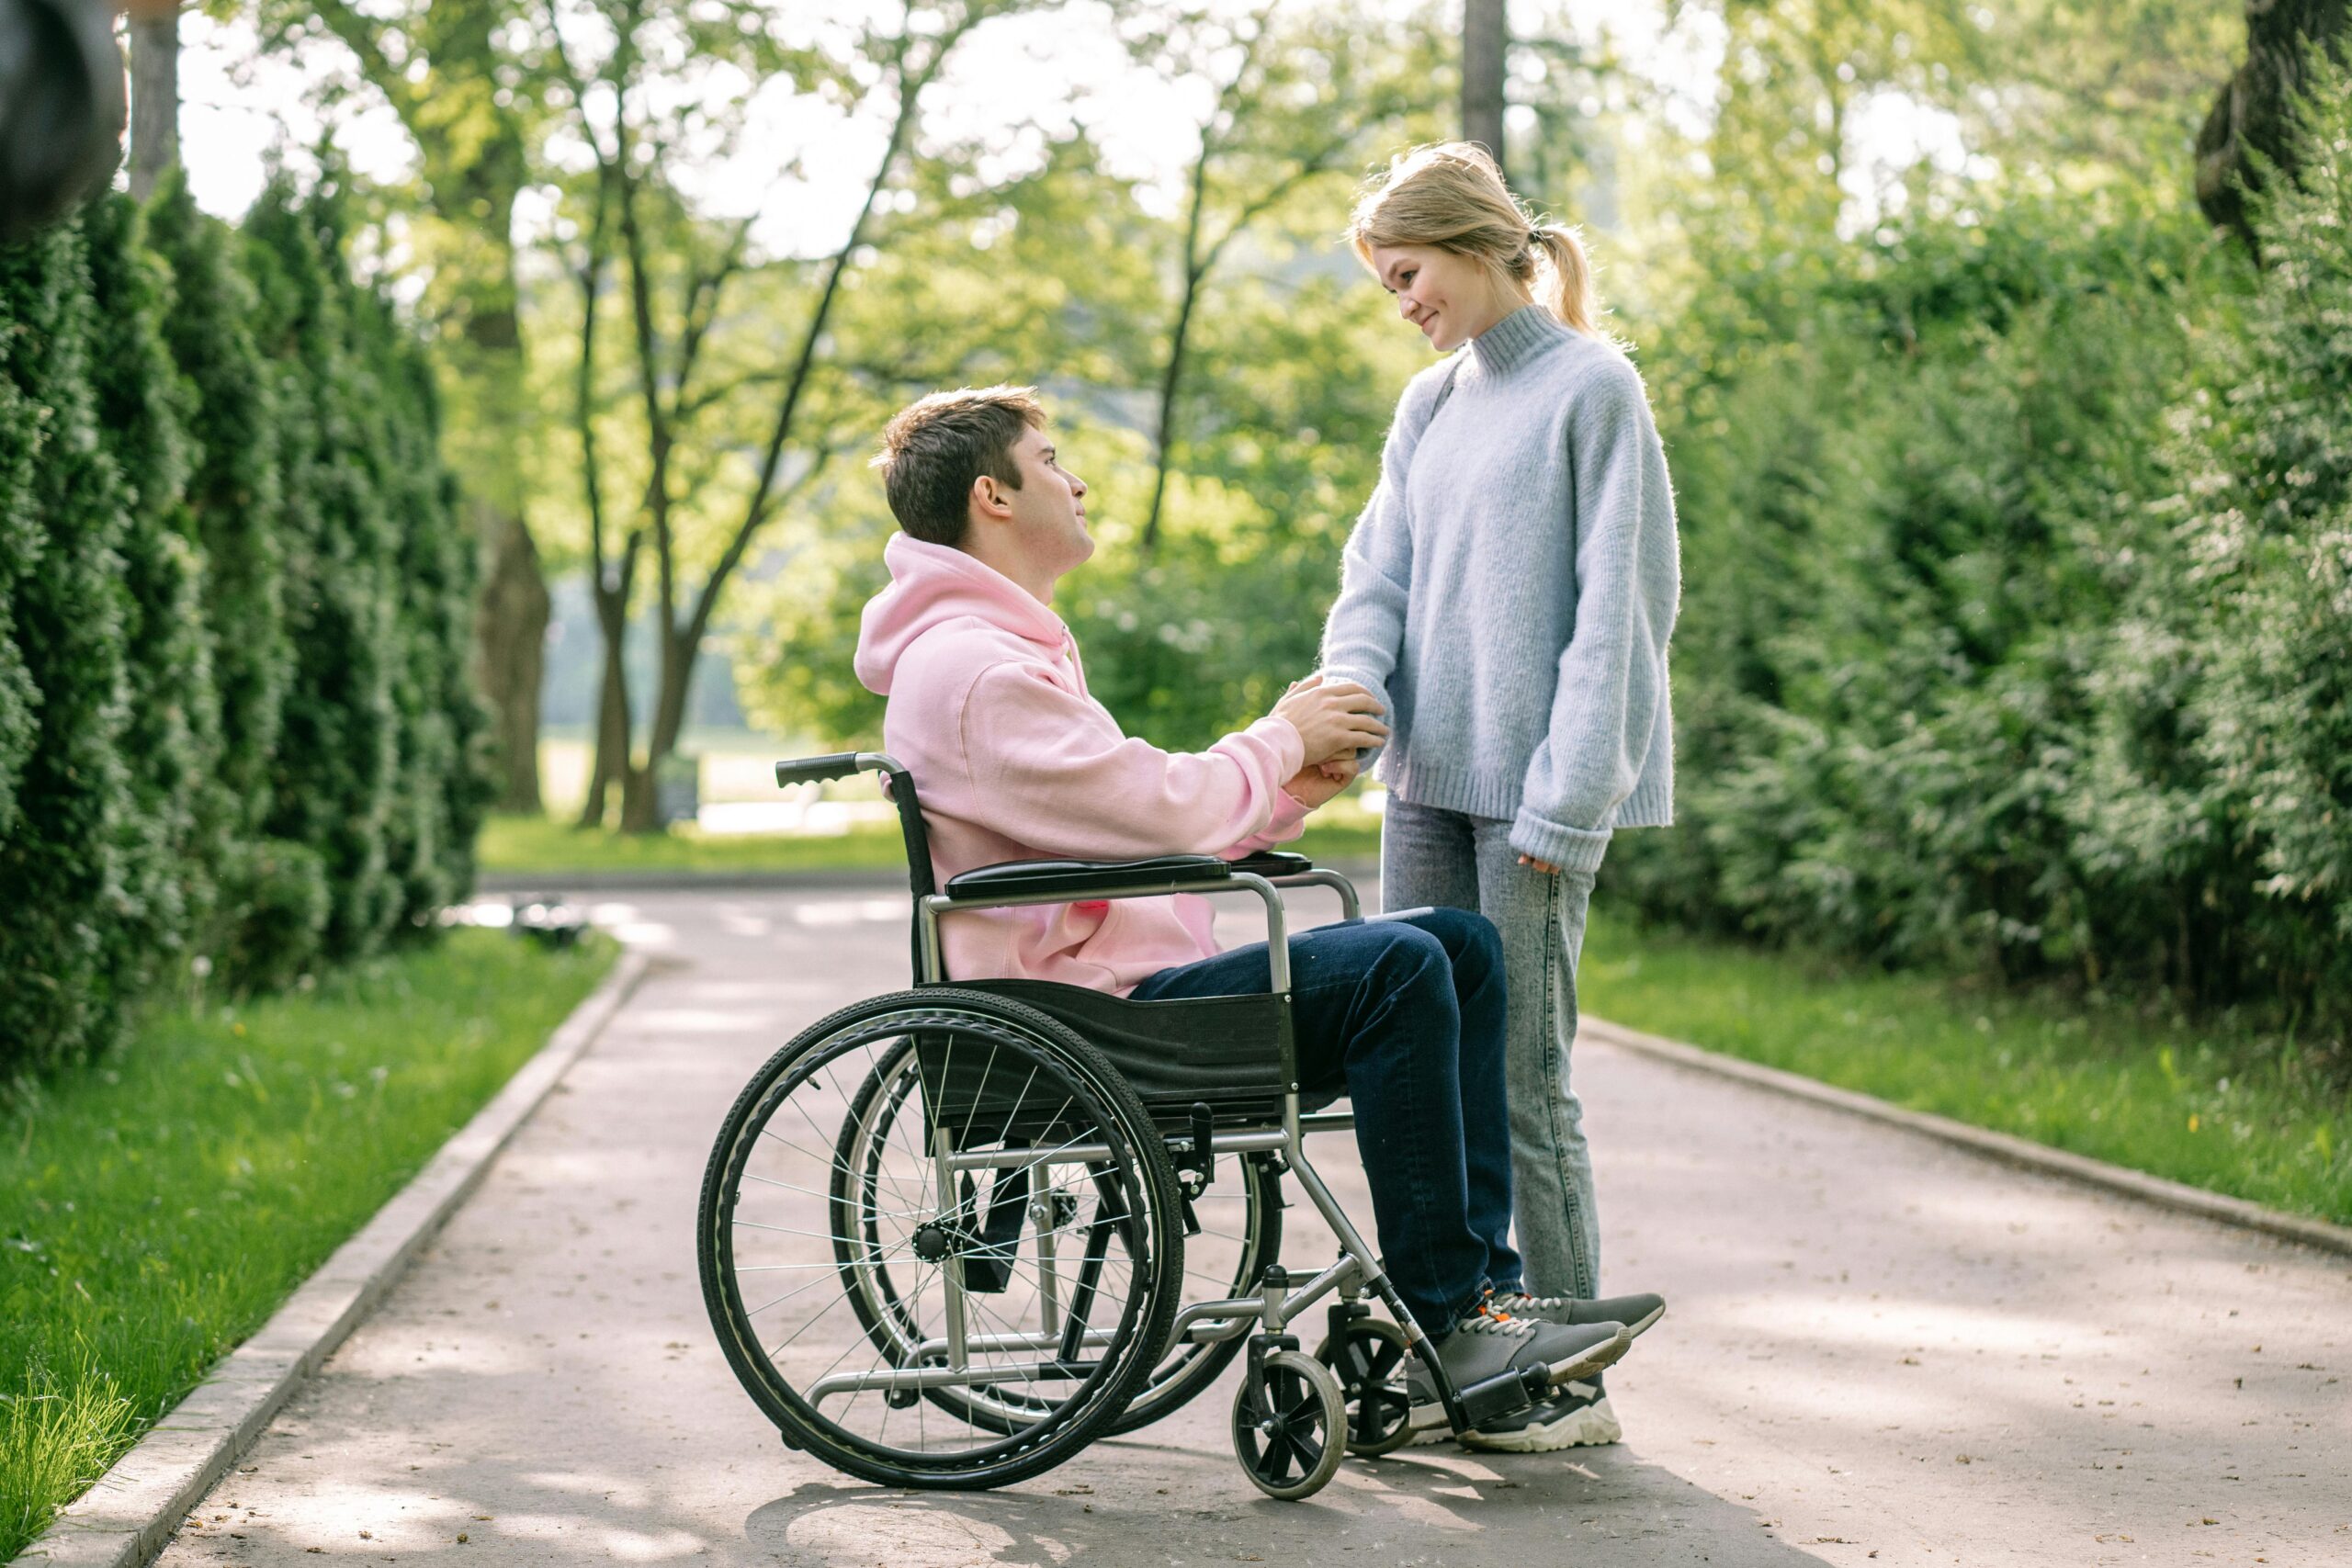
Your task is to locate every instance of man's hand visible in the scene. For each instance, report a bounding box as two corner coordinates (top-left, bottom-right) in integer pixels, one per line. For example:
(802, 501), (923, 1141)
(1282, 753), (1357, 810)
(1271, 674), (1387, 767)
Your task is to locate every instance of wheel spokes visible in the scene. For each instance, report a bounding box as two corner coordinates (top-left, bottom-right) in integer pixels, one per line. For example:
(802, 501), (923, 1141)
(715, 1007), (1170, 1466)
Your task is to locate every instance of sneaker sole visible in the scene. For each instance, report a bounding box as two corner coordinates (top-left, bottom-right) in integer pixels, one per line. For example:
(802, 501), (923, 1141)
(1402, 1327), (1633, 1439)
(1544, 1324), (1634, 1386)
(1457, 1394), (1624, 1453)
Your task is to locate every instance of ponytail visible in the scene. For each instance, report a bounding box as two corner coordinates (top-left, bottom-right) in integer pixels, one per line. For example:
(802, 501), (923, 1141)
(1529, 222), (1598, 337)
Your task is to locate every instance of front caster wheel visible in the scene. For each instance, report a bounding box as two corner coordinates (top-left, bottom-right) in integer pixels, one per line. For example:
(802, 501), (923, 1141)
(1231, 1349), (1346, 1501)
(1312, 1316), (1414, 1457)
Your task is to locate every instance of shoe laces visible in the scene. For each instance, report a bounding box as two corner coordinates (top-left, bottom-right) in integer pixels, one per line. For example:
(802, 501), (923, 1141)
(1453, 1302), (1533, 1338)
(1487, 1288), (1566, 1314)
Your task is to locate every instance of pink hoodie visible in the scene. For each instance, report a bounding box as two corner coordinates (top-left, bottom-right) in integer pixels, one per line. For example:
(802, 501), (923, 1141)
(854, 534), (1308, 994)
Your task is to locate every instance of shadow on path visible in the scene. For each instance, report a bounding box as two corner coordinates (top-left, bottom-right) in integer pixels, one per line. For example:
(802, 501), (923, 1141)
(744, 1440), (1828, 1567)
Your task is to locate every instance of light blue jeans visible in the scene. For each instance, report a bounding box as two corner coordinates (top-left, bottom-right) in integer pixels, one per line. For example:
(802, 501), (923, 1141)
(1378, 794), (1602, 1302)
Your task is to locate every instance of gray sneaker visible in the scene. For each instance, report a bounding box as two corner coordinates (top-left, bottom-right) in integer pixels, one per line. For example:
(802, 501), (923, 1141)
(1458, 1376), (1622, 1451)
(1403, 1305), (1630, 1435)
(1488, 1289), (1667, 1339)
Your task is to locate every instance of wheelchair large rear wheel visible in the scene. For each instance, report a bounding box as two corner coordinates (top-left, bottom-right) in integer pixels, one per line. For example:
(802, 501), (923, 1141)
(698, 988), (1182, 1490)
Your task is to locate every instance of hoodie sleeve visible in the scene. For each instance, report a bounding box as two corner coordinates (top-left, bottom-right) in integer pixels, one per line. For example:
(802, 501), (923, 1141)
(959, 661), (1308, 861)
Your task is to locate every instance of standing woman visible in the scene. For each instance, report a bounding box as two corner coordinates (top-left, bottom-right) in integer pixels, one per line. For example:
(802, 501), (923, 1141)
(1318, 143), (1680, 1452)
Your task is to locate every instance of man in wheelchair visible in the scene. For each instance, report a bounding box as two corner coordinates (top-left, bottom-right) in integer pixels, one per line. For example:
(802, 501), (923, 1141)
(849, 386), (1663, 1446)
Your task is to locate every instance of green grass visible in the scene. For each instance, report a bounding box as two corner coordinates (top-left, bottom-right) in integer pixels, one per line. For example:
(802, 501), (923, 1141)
(1578, 908), (2352, 1227)
(0, 931), (615, 1559)
(476, 804), (1385, 877)
(479, 811), (912, 875)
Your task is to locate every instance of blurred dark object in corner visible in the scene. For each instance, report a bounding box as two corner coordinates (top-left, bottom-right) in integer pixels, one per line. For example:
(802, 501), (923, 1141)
(0, 0), (127, 243)
(512, 896), (589, 950)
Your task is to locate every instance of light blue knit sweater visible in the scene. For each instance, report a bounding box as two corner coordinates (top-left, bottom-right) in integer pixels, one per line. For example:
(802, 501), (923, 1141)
(1319, 305), (1680, 874)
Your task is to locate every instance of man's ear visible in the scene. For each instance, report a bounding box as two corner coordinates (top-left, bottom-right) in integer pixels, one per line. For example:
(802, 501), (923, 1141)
(969, 473), (1010, 524)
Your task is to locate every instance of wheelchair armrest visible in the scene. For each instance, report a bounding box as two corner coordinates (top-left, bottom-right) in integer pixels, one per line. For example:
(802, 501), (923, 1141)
(1228, 851), (1313, 878)
(944, 854), (1235, 900)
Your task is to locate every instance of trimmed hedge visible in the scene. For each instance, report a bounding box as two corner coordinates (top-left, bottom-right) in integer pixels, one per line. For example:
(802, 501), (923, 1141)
(0, 176), (487, 1077)
(0, 216), (137, 1070)
(1607, 61), (2352, 1044)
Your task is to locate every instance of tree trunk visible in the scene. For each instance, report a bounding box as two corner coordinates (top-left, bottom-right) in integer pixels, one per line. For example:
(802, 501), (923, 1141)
(2194, 0), (2352, 252)
(453, 311), (545, 813)
(618, 632), (696, 833)
(1462, 0), (1509, 179)
(474, 511), (547, 814)
(1142, 266), (1204, 556)
(128, 5), (180, 201)
(577, 577), (632, 829)
(576, 645), (623, 830)
(617, 760), (650, 832)
(1139, 326), (1186, 553)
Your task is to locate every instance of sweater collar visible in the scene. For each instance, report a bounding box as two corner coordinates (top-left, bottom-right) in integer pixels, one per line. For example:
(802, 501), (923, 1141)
(1468, 304), (1571, 378)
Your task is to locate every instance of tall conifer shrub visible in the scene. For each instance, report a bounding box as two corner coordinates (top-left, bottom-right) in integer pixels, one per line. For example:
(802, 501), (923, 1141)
(350, 288), (488, 930)
(144, 172), (326, 990)
(0, 219), (138, 1070)
(83, 191), (220, 993)
(243, 181), (400, 961)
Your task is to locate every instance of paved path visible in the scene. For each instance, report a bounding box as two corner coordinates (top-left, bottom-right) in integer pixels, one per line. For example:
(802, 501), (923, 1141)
(155, 887), (2349, 1568)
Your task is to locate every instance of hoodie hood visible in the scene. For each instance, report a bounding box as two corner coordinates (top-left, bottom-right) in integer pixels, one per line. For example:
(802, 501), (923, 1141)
(855, 534), (1070, 696)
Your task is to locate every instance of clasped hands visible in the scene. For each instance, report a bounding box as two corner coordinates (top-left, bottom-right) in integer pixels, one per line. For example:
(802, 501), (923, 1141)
(1266, 673), (1563, 874)
(1271, 673), (1384, 810)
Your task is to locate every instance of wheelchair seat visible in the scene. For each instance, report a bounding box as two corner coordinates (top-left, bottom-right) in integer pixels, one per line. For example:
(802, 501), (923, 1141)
(944, 977), (1296, 1134)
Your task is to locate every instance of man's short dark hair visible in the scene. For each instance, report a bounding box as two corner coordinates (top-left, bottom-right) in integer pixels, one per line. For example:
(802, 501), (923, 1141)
(872, 386), (1047, 547)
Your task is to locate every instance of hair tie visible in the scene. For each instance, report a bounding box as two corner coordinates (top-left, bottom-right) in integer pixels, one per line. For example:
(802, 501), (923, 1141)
(1527, 227), (1543, 244)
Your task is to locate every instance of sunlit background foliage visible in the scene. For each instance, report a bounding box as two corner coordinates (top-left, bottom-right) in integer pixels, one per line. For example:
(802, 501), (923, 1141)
(6, 0), (2351, 1067)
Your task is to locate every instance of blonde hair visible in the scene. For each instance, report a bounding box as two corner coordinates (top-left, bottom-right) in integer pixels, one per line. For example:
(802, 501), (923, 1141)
(1347, 142), (1600, 338)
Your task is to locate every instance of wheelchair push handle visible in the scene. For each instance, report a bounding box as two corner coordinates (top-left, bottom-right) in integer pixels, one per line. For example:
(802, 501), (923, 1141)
(775, 751), (885, 788)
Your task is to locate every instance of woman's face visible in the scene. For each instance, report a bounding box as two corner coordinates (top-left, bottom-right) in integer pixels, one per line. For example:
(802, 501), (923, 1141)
(1370, 243), (1508, 353)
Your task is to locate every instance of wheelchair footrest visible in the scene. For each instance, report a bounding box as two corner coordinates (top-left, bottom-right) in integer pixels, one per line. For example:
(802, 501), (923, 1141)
(1453, 1365), (1557, 1429)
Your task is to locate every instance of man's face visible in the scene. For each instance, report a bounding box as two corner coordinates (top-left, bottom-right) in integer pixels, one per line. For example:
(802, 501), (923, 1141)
(1001, 424), (1093, 575)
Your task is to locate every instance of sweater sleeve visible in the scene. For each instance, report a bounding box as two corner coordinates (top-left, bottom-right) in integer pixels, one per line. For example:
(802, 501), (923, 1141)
(1511, 359), (1681, 873)
(1318, 370), (1445, 766)
(959, 661), (1308, 861)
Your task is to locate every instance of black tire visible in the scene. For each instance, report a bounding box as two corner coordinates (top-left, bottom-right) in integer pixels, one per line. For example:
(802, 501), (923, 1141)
(1233, 1350), (1347, 1501)
(1312, 1316), (1415, 1456)
(1102, 1148), (1283, 1436)
(697, 987), (1182, 1490)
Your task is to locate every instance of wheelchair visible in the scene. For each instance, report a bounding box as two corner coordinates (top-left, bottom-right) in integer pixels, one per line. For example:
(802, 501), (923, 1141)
(697, 753), (1563, 1499)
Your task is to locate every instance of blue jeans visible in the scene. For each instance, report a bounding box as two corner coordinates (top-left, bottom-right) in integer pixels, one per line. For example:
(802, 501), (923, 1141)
(1130, 908), (1521, 1335)
(1380, 796), (1602, 1302)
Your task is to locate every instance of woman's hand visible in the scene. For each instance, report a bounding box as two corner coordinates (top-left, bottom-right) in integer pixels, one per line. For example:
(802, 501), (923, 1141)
(1271, 673), (1388, 766)
(1517, 852), (1562, 875)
